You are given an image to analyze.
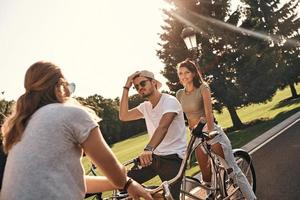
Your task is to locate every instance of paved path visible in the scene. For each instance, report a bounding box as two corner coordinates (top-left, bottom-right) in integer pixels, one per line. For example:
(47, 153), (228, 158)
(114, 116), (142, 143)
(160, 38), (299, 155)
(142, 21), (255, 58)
(251, 119), (300, 200)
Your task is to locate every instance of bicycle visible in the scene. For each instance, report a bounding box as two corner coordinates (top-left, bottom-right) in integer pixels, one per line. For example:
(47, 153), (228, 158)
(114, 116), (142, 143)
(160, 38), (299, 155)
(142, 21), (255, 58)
(180, 132), (256, 200)
(85, 127), (256, 200)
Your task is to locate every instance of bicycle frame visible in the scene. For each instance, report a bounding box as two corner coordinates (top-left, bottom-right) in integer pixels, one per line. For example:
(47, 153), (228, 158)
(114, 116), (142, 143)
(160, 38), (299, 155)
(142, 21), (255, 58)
(146, 133), (248, 200)
(180, 135), (230, 200)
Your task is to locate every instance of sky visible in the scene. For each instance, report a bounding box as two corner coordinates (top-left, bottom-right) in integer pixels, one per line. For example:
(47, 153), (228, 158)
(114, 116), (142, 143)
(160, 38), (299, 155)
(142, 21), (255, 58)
(0, 0), (172, 100)
(0, 0), (296, 101)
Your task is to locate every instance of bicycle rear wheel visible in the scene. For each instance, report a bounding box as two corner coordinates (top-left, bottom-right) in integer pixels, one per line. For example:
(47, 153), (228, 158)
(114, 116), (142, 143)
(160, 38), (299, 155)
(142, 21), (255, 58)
(224, 149), (256, 199)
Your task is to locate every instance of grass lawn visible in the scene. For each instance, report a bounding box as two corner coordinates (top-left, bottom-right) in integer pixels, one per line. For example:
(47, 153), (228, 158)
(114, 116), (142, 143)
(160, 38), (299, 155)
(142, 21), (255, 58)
(83, 84), (300, 198)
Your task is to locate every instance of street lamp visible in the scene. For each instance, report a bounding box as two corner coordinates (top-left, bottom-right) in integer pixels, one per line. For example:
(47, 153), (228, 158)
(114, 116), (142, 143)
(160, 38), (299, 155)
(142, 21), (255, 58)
(181, 26), (202, 73)
(181, 26), (197, 51)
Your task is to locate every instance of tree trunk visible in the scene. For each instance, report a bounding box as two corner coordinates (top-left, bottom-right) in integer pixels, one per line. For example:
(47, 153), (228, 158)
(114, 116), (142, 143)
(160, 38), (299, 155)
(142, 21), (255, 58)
(288, 81), (298, 98)
(226, 105), (244, 129)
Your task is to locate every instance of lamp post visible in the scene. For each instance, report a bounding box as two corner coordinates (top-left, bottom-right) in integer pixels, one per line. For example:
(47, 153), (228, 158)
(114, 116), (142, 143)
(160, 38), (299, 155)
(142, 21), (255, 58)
(181, 26), (203, 74)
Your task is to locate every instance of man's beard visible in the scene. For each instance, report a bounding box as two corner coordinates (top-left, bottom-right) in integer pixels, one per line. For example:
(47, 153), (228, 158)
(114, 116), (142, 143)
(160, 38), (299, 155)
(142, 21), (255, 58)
(141, 90), (153, 98)
(142, 93), (151, 98)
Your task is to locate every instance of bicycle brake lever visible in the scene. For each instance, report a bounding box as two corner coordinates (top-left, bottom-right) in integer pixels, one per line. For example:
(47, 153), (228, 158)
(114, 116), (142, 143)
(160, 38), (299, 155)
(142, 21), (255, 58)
(131, 158), (142, 170)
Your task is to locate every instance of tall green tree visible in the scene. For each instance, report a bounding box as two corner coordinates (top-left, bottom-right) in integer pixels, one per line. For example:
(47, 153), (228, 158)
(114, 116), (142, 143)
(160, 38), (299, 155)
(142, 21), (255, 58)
(158, 0), (250, 128)
(240, 0), (300, 98)
(157, 0), (298, 129)
(276, 0), (300, 98)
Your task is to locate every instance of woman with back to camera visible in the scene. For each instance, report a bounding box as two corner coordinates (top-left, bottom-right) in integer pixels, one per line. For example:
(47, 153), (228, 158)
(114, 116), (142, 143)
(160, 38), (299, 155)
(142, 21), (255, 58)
(176, 59), (256, 200)
(0, 61), (152, 200)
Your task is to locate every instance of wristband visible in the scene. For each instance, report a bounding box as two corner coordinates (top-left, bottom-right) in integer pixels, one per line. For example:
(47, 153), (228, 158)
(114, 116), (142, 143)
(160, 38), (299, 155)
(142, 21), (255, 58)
(123, 178), (133, 191)
(144, 144), (154, 152)
(123, 86), (130, 90)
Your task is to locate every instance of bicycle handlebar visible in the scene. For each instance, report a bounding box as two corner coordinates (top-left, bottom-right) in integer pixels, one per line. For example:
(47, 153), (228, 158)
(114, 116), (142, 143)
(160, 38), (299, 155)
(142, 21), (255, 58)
(123, 157), (140, 169)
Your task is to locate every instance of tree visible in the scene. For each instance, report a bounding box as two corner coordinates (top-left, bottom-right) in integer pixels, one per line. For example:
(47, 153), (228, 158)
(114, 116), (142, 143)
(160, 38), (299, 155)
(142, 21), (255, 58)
(76, 94), (121, 144)
(240, 0), (300, 98)
(157, 0), (298, 129)
(76, 94), (147, 145)
(157, 0), (250, 128)
(0, 98), (14, 129)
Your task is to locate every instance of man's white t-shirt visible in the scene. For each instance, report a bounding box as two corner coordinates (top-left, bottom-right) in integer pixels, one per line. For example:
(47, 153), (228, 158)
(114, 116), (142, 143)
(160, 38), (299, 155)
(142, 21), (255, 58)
(137, 94), (187, 158)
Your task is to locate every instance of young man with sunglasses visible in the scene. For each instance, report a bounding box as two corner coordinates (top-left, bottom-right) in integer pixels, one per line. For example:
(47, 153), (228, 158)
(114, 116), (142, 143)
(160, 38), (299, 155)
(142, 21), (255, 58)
(119, 70), (187, 200)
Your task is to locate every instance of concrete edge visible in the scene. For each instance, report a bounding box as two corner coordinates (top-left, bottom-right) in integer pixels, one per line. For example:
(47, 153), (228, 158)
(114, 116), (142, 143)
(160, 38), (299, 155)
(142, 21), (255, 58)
(242, 111), (300, 153)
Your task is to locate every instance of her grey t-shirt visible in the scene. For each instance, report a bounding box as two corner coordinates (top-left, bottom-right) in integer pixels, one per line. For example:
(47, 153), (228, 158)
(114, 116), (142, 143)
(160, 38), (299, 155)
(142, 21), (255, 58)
(0, 103), (98, 200)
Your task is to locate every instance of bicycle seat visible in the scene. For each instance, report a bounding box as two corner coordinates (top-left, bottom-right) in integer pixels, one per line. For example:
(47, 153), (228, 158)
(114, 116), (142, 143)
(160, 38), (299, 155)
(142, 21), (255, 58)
(202, 131), (219, 140)
(208, 130), (219, 138)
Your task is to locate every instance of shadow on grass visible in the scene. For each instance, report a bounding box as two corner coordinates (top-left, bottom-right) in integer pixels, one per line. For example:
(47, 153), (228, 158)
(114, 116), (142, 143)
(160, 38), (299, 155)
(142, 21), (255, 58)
(227, 108), (300, 148)
(224, 96), (300, 134)
(272, 96), (300, 110)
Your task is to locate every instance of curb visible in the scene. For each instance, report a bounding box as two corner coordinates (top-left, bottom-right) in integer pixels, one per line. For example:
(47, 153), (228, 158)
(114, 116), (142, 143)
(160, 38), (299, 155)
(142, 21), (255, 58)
(242, 111), (300, 154)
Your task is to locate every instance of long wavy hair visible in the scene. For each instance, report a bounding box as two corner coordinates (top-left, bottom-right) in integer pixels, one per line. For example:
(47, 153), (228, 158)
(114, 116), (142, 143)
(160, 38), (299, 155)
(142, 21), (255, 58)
(177, 58), (204, 88)
(1, 61), (66, 153)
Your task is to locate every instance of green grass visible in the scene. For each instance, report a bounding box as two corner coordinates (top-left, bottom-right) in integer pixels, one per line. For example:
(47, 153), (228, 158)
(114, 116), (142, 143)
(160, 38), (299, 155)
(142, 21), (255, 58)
(83, 85), (300, 198)
(215, 86), (300, 129)
(218, 85), (300, 148)
(111, 132), (148, 163)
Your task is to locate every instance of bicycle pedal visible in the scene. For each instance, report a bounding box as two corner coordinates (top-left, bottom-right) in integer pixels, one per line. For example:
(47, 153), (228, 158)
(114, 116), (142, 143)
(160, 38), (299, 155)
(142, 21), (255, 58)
(205, 193), (215, 200)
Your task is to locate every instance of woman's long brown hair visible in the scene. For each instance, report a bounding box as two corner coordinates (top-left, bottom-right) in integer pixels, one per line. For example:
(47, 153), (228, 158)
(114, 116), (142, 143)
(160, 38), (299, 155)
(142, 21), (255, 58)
(1, 61), (64, 153)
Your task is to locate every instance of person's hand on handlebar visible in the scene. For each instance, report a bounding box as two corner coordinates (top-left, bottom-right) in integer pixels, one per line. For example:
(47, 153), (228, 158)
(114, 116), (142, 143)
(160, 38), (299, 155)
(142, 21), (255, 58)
(139, 150), (153, 167)
(127, 179), (153, 200)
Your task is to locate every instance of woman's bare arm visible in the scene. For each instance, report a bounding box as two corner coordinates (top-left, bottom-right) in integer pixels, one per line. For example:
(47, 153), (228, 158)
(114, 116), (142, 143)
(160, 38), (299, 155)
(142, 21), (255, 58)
(82, 127), (127, 189)
(85, 176), (115, 193)
(82, 127), (153, 200)
(201, 86), (215, 133)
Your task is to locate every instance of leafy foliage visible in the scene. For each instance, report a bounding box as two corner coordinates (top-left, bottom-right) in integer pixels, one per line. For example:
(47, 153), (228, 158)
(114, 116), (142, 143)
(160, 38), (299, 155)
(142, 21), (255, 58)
(76, 94), (146, 145)
(157, 0), (300, 128)
(240, 0), (300, 97)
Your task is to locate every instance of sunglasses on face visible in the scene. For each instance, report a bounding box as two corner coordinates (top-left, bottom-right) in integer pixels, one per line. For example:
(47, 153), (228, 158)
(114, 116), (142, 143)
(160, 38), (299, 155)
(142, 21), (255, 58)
(57, 79), (76, 95)
(133, 79), (150, 91)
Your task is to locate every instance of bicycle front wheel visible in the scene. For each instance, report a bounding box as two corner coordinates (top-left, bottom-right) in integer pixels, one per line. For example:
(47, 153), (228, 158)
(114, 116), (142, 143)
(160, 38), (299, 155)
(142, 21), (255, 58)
(224, 149), (256, 199)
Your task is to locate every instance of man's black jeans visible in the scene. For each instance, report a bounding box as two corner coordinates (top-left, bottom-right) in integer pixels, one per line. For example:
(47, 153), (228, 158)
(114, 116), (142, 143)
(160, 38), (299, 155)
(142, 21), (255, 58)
(127, 153), (182, 200)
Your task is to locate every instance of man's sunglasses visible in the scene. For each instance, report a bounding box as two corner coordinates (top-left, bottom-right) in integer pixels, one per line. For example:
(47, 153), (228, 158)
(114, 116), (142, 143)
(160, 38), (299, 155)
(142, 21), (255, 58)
(133, 79), (150, 91)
